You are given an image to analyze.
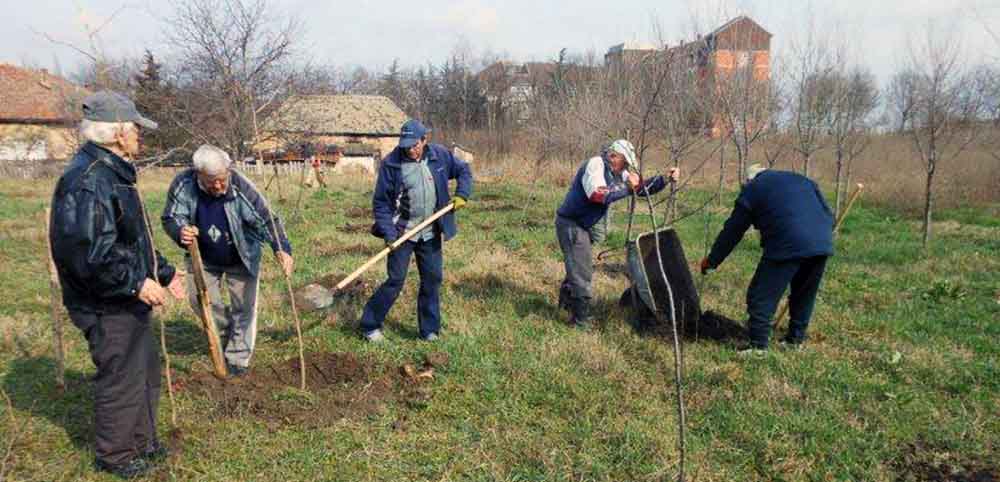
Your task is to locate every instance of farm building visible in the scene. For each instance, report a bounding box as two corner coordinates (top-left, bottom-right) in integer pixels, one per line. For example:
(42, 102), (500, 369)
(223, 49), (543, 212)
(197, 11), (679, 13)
(257, 94), (409, 161)
(0, 64), (90, 162)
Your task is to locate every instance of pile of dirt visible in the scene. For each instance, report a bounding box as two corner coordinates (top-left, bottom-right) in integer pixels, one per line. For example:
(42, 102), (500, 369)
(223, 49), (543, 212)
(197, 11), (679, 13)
(344, 206), (369, 218)
(686, 310), (746, 341)
(893, 440), (999, 482)
(338, 223), (370, 234)
(177, 352), (448, 428)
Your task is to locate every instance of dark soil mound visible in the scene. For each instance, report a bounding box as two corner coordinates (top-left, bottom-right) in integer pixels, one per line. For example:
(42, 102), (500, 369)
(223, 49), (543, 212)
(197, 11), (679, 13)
(893, 440), (999, 482)
(338, 223), (370, 234)
(177, 352), (449, 428)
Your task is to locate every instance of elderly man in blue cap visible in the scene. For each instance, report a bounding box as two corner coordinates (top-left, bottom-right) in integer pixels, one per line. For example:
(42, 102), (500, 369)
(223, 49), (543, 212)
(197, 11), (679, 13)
(50, 91), (185, 478)
(700, 164), (834, 354)
(360, 119), (474, 342)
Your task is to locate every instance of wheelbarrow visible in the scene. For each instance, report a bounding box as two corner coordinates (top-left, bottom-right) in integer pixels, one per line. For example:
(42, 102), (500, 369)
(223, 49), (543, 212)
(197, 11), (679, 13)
(621, 228), (701, 330)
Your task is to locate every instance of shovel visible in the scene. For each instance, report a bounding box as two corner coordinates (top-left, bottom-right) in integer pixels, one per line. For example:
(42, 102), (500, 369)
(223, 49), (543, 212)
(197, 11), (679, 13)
(332, 203), (456, 292)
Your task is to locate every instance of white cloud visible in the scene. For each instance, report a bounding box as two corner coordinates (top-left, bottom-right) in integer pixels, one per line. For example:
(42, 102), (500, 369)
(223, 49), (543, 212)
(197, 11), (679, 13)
(439, 1), (500, 35)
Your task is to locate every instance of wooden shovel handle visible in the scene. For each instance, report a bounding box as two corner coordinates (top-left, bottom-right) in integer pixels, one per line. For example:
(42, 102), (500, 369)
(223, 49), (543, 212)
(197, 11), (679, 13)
(188, 240), (229, 378)
(334, 203), (455, 291)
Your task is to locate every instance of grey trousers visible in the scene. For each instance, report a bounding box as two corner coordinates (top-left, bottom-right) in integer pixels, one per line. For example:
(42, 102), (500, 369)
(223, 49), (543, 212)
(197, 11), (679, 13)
(186, 262), (260, 368)
(556, 215), (594, 305)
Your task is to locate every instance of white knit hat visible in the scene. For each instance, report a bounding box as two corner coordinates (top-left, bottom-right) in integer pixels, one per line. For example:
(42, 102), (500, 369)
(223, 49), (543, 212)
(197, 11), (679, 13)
(745, 163), (767, 181)
(607, 139), (637, 170)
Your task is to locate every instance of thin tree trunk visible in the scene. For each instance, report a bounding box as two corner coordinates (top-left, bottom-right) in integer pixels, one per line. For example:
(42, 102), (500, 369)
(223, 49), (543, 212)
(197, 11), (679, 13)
(922, 163), (935, 248)
(834, 149), (844, 219)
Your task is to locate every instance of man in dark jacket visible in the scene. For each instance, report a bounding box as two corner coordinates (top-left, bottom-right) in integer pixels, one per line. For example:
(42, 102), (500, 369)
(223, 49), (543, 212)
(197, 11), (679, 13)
(49, 91), (184, 479)
(700, 164), (834, 353)
(162, 144), (293, 376)
(555, 139), (671, 329)
(361, 119), (473, 342)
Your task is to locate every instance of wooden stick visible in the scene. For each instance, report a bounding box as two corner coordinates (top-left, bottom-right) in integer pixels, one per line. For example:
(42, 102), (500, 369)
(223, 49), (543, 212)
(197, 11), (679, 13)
(187, 240), (229, 378)
(773, 183), (864, 325)
(43, 208), (65, 389)
(334, 203), (455, 292)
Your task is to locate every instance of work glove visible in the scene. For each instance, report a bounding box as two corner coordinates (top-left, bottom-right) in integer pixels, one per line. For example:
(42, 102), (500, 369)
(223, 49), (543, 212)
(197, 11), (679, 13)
(452, 196), (468, 211)
(699, 257), (713, 275)
(642, 175), (667, 196)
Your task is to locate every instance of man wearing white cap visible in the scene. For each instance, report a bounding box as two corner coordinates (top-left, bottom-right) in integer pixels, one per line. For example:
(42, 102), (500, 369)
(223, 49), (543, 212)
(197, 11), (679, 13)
(554, 140), (673, 329)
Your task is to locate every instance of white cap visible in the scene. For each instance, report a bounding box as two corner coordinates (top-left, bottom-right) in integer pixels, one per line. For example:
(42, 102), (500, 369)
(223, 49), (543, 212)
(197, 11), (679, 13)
(745, 163), (767, 181)
(607, 139), (637, 170)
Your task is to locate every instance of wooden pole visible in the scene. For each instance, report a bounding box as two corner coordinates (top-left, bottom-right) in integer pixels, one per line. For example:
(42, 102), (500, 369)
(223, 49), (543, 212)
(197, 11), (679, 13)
(43, 208), (65, 389)
(334, 203), (455, 292)
(773, 183), (864, 326)
(187, 240), (229, 378)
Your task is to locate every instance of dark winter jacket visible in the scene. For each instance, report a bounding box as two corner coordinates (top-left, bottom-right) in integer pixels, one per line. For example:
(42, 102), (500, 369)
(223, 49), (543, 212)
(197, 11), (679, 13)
(707, 170), (834, 268)
(371, 143), (473, 243)
(161, 168), (291, 276)
(49, 142), (176, 314)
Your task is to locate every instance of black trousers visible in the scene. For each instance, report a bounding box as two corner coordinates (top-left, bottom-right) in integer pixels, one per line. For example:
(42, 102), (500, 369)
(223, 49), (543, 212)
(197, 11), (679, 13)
(69, 308), (161, 466)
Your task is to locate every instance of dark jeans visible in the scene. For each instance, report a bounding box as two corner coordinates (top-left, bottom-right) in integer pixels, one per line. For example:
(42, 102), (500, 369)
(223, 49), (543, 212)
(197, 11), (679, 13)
(360, 236), (443, 338)
(746, 256), (829, 348)
(69, 308), (160, 466)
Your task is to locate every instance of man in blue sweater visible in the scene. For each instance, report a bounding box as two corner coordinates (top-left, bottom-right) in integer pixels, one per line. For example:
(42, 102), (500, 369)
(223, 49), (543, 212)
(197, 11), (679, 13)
(700, 164), (834, 352)
(361, 119), (473, 342)
(555, 140), (670, 329)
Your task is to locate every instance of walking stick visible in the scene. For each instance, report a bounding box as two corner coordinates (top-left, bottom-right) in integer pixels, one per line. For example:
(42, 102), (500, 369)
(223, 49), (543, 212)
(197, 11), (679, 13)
(187, 239), (229, 378)
(135, 189), (177, 428)
(773, 183), (864, 326)
(333, 203), (455, 292)
(44, 208), (65, 390)
(258, 189), (307, 391)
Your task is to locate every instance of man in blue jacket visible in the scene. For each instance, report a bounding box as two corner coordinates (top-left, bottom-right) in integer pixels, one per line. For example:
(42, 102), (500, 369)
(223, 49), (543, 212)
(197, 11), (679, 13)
(361, 119), (473, 342)
(700, 164), (834, 352)
(555, 139), (670, 329)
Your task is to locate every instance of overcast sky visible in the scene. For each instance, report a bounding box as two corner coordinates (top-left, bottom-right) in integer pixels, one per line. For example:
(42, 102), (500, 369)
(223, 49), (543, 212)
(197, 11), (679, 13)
(3, 0), (997, 83)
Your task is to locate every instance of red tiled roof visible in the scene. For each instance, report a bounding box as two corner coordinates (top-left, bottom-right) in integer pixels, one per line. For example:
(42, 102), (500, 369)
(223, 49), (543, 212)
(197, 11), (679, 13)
(0, 64), (90, 123)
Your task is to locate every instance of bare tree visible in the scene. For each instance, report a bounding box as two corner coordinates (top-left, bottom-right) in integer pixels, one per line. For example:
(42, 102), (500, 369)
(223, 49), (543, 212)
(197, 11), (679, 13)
(886, 69), (920, 134)
(162, 0), (302, 159)
(787, 27), (837, 178)
(900, 25), (987, 248)
(827, 67), (878, 217)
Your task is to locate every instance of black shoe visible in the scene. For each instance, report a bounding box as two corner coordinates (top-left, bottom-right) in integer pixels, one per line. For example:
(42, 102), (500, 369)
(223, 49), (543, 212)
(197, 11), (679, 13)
(227, 363), (248, 377)
(96, 457), (151, 479)
(142, 439), (169, 461)
(570, 298), (593, 330)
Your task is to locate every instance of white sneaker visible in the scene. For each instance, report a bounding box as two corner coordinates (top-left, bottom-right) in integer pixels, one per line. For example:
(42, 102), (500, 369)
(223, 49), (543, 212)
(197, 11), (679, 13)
(423, 333), (439, 341)
(364, 329), (385, 343)
(736, 347), (768, 358)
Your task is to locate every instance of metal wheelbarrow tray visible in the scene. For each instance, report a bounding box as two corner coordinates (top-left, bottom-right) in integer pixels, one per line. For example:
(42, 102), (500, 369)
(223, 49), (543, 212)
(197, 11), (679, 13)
(625, 228), (701, 328)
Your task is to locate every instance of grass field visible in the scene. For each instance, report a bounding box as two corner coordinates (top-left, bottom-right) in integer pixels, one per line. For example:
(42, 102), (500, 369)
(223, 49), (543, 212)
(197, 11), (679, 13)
(0, 168), (997, 481)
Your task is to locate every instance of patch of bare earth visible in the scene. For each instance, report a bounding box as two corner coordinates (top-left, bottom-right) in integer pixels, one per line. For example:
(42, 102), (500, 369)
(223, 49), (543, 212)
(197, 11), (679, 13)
(176, 352), (448, 428)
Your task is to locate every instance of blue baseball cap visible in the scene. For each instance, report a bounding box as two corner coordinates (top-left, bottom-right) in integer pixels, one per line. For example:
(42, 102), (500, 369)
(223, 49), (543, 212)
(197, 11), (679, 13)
(398, 119), (428, 149)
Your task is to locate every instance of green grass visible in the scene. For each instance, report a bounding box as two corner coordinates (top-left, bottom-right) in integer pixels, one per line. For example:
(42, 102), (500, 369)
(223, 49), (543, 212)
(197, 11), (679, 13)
(0, 171), (997, 481)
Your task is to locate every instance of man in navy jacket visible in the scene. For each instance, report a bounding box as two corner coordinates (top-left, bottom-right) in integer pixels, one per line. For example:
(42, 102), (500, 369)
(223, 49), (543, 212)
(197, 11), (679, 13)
(701, 164), (834, 352)
(361, 119), (473, 342)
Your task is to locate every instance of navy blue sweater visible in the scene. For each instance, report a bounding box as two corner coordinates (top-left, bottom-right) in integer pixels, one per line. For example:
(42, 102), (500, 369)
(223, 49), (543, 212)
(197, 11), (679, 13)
(707, 170), (834, 267)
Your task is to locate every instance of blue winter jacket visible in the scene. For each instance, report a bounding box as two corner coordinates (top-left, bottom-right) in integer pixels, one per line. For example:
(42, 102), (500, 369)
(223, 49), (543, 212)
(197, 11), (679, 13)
(707, 170), (834, 267)
(371, 143), (473, 243)
(162, 168), (292, 276)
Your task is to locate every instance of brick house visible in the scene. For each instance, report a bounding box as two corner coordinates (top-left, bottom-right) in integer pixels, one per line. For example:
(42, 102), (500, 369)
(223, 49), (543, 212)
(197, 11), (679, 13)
(0, 64), (90, 161)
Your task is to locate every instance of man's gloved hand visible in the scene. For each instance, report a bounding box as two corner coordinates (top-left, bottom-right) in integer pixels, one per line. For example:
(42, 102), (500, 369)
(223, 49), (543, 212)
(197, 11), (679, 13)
(699, 257), (713, 275)
(453, 196), (467, 211)
(385, 238), (396, 249)
(643, 175), (668, 195)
